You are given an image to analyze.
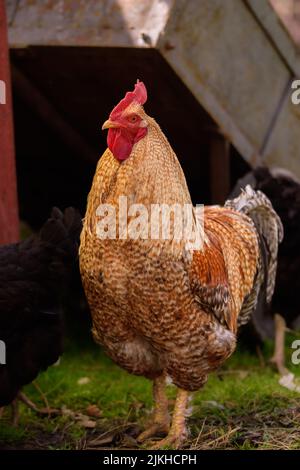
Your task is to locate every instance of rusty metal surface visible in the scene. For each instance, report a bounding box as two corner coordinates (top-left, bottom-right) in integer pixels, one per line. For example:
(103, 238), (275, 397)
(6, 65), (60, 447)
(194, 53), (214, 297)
(264, 95), (300, 179)
(246, 0), (300, 76)
(6, 0), (173, 47)
(0, 0), (19, 244)
(270, 0), (300, 46)
(158, 0), (291, 165)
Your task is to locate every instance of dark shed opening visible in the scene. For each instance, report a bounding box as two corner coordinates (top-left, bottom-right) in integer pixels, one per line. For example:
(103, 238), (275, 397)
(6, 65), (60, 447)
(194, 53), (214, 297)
(11, 46), (250, 228)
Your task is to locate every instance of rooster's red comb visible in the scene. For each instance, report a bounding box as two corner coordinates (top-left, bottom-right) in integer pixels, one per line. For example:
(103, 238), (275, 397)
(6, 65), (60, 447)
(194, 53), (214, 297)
(110, 81), (147, 119)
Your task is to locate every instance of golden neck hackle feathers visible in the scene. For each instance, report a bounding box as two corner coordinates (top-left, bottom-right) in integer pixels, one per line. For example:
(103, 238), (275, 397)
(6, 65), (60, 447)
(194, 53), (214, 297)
(84, 106), (197, 256)
(99, 110), (192, 207)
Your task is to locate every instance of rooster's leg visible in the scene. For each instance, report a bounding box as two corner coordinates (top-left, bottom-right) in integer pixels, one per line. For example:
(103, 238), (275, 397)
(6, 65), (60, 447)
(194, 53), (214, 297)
(270, 314), (288, 376)
(137, 375), (170, 443)
(150, 388), (189, 449)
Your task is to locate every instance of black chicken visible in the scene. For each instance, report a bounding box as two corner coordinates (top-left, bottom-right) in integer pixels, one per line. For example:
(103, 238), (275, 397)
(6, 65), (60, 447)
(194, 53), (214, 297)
(0, 207), (82, 420)
(231, 166), (300, 379)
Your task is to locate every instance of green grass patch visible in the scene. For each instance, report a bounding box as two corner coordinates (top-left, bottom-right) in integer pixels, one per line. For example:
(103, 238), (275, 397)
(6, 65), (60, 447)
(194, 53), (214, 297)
(1, 334), (300, 450)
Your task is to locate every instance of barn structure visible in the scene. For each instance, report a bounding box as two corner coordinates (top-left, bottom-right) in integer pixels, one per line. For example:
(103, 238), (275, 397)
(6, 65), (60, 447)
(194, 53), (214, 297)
(1, 0), (300, 236)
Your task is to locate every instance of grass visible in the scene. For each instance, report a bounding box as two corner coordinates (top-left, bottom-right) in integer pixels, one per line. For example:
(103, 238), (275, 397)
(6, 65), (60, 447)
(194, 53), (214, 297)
(1, 333), (300, 450)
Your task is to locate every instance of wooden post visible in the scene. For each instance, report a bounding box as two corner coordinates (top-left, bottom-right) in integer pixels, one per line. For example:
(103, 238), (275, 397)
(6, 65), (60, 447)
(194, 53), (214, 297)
(0, 0), (19, 244)
(209, 132), (230, 205)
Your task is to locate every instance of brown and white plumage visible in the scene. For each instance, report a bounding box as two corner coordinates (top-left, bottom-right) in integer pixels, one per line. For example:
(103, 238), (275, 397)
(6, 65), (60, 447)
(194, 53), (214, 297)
(79, 82), (282, 448)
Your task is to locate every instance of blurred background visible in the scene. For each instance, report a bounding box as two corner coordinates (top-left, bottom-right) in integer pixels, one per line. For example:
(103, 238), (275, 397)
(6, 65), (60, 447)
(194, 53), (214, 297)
(1, 0), (299, 239)
(1, 0), (300, 451)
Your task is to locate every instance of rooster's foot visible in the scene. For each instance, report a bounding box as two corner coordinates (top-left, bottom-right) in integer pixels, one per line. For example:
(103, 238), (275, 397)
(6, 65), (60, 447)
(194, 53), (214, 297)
(149, 388), (189, 449)
(137, 421), (170, 443)
(149, 426), (187, 450)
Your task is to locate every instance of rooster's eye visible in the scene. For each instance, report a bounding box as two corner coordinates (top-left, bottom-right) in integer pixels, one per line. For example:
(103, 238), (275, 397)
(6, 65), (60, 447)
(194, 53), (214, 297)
(128, 115), (138, 123)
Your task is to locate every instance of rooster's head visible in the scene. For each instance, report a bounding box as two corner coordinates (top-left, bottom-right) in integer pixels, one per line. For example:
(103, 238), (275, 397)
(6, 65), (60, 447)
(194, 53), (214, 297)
(102, 81), (149, 161)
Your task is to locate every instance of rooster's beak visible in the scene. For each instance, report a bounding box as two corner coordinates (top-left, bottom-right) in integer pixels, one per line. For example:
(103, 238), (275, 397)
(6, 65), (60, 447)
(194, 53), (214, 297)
(102, 120), (117, 130)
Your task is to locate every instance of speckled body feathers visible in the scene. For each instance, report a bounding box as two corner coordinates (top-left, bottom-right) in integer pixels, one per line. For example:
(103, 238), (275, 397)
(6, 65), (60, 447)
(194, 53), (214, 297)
(80, 107), (281, 391)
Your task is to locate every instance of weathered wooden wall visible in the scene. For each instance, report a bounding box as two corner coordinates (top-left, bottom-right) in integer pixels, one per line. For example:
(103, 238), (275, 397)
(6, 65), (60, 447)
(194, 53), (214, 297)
(0, 0), (19, 244)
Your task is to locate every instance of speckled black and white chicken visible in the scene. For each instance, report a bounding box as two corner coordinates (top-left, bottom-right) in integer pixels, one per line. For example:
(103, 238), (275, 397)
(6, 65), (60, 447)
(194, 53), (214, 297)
(231, 166), (300, 383)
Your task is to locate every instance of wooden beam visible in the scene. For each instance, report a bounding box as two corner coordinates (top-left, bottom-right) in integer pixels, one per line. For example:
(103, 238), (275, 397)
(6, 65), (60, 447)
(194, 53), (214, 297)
(11, 65), (97, 164)
(209, 132), (230, 205)
(0, 0), (19, 244)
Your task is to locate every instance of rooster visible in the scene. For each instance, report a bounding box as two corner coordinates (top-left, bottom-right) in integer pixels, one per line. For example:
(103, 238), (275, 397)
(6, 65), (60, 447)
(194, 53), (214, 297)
(0, 207), (82, 423)
(231, 167), (300, 384)
(80, 82), (282, 448)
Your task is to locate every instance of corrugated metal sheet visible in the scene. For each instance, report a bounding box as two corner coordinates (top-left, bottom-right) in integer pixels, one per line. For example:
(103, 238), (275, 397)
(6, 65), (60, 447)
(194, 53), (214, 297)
(6, 0), (300, 177)
(6, 0), (173, 48)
